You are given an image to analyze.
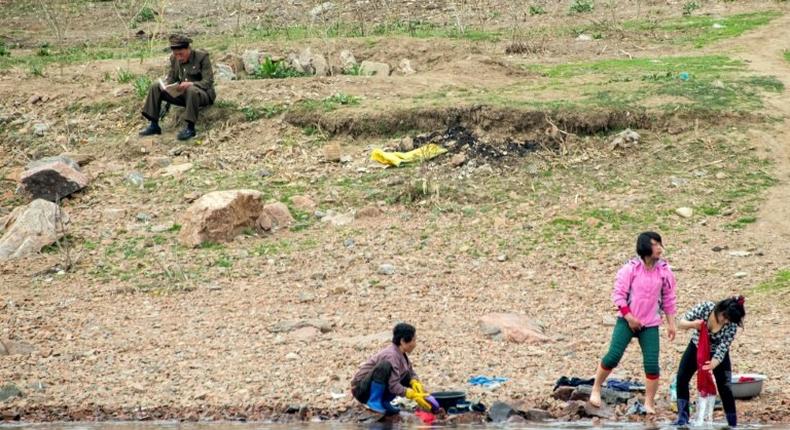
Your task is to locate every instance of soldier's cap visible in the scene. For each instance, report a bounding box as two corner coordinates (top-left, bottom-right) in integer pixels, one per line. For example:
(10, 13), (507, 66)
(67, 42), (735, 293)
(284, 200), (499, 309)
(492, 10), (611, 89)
(168, 34), (192, 50)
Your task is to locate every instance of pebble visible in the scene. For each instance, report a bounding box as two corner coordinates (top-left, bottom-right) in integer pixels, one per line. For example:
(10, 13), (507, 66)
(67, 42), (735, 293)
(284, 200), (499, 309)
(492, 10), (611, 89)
(136, 213), (152, 223)
(286, 352), (299, 361)
(734, 272), (748, 279)
(675, 207), (693, 218)
(497, 254), (508, 262)
(378, 263), (395, 275)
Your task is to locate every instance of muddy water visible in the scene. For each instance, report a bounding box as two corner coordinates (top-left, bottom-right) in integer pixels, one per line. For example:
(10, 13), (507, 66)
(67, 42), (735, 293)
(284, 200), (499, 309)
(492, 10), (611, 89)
(0, 421), (783, 430)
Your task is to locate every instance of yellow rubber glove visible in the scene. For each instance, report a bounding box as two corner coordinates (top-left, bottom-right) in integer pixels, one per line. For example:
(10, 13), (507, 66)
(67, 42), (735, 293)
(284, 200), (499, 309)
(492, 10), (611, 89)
(410, 379), (426, 394)
(406, 388), (432, 411)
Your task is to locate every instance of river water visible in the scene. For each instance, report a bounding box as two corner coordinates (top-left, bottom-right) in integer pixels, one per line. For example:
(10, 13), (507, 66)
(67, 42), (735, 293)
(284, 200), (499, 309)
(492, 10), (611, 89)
(0, 421), (784, 430)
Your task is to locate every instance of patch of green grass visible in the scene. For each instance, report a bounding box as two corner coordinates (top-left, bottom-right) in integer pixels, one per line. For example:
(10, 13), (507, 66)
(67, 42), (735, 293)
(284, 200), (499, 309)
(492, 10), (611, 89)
(623, 11), (782, 47)
(240, 104), (285, 121)
(198, 241), (225, 250)
(252, 56), (307, 79)
(216, 255), (233, 268)
(0, 41), (153, 71)
(682, 1), (700, 16)
(134, 6), (156, 23)
(521, 55), (779, 112)
(529, 5), (546, 15)
(784, 50), (790, 63)
(246, 20), (500, 42)
(0, 40), (9, 57)
(116, 68), (135, 83)
(133, 75), (152, 99)
(725, 215), (757, 230)
(296, 93), (361, 113)
(569, 0), (594, 14)
(755, 269), (790, 293)
(341, 63), (364, 76)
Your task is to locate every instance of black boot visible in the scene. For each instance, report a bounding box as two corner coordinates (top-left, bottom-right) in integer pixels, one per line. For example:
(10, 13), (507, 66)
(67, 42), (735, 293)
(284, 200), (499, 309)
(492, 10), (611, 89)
(673, 398), (690, 426)
(139, 121), (161, 136)
(177, 121), (196, 141)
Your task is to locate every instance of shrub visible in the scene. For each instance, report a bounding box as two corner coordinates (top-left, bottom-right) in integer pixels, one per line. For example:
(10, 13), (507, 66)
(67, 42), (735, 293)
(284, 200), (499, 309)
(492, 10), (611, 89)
(253, 56), (306, 79)
(529, 5), (546, 15)
(569, 0), (594, 14)
(682, 1), (701, 16)
(133, 75), (152, 98)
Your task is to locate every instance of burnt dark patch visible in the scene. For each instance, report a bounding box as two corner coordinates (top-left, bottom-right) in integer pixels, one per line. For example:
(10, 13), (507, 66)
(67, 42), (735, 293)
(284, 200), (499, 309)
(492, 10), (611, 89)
(412, 124), (542, 160)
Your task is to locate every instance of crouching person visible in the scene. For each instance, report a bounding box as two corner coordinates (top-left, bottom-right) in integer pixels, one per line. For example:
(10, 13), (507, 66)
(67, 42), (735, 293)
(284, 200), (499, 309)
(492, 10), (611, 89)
(350, 323), (432, 415)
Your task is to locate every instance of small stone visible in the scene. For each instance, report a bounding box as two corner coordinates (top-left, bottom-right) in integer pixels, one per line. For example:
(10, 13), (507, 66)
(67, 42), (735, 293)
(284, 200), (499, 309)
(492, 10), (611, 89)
(125, 172), (145, 189)
(399, 137), (414, 151)
(32, 122), (49, 136)
(355, 205), (382, 219)
(734, 272), (748, 279)
(712, 246), (725, 252)
(715, 172), (727, 179)
(398, 58), (416, 75)
(136, 213), (152, 223)
(729, 250), (751, 257)
(497, 254), (508, 262)
(286, 352), (300, 361)
(675, 207), (693, 218)
(257, 168), (272, 177)
(323, 143), (342, 162)
(576, 34), (593, 41)
(670, 177), (688, 187)
(602, 315), (617, 326)
(450, 153), (467, 167)
(160, 162), (193, 177)
(298, 291), (316, 303)
(378, 263), (396, 275)
(340, 155), (353, 163)
(343, 238), (355, 248)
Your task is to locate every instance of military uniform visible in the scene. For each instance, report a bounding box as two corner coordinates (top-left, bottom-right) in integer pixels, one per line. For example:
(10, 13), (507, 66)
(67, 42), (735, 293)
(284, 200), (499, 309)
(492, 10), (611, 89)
(141, 48), (215, 125)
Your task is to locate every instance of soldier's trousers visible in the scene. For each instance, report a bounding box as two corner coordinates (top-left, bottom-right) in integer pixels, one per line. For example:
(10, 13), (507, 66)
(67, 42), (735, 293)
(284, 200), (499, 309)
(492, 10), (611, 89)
(142, 84), (212, 124)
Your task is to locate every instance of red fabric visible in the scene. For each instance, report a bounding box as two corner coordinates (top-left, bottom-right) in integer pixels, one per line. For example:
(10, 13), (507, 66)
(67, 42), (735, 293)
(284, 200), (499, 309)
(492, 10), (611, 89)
(415, 410), (435, 425)
(738, 376), (755, 383)
(697, 321), (717, 397)
(618, 305), (632, 317)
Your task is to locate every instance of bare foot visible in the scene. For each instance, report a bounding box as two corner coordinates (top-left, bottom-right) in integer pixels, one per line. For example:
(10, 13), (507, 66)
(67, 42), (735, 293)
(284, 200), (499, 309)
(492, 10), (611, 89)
(644, 402), (656, 415)
(589, 390), (602, 408)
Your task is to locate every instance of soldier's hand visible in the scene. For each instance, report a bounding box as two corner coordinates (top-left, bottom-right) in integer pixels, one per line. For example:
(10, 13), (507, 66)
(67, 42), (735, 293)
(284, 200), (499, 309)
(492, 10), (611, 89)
(177, 81), (194, 91)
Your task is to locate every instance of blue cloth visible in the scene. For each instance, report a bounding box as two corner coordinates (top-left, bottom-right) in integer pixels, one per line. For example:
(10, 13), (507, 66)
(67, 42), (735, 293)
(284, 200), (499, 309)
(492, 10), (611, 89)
(468, 375), (508, 388)
(606, 379), (645, 392)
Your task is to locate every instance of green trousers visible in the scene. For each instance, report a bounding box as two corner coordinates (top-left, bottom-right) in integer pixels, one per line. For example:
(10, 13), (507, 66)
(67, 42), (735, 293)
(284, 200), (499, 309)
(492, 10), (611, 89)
(601, 317), (660, 377)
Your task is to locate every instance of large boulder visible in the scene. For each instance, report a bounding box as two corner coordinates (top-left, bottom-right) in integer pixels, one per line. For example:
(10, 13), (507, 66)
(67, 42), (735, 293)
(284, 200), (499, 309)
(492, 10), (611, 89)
(0, 199), (68, 260)
(360, 61), (390, 77)
(479, 313), (552, 343)
(20, 156), (89, 201)
(338, 49), (357, 73)
(290, 48), (329, 76)
(242, 49), (261, 74)
(177, 190), (264, 247)
(263, 202), (294, 227)
(214, 63), (236, 81)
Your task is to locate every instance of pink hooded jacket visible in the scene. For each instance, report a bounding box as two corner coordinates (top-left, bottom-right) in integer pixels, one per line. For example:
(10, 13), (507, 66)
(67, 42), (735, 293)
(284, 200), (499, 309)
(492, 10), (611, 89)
(612, 258), (677, 327)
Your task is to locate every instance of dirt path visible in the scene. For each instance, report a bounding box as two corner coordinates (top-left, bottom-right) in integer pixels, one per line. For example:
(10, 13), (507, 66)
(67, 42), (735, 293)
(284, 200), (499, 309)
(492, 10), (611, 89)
(725, 13), (790, 247)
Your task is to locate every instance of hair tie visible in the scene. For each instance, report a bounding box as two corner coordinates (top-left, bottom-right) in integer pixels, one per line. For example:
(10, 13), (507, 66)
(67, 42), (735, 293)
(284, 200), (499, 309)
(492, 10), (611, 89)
(736, 295), (745, 306)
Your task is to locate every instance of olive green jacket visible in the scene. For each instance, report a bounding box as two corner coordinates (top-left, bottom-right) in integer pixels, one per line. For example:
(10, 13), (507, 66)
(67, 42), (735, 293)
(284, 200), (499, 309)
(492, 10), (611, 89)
(165, 49), (216, 102)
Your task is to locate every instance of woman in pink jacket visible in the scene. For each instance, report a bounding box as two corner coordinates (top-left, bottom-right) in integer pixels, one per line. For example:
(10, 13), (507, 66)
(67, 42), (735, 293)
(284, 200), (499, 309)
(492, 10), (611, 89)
(589, 231), (677, 413)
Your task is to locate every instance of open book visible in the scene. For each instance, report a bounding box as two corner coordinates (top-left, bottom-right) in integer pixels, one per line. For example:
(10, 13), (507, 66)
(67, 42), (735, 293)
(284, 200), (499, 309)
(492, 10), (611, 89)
(159, 78), (183, 97)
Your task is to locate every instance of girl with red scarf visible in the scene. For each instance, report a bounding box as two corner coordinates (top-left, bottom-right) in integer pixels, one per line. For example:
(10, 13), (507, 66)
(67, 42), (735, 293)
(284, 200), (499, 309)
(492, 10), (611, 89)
(674, 296), (746, 427)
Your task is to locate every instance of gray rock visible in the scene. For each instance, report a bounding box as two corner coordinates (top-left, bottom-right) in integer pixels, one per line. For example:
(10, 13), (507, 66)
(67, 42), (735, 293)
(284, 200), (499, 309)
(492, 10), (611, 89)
(378, 263), (395, 275)
(215, 63), (236, 81)
(339, 50), (357, 72)
(0, 199), (67, 260)
(150, 222), (174, 233)
(291, 48), (329, 76)
(242, 50), (261, 74)
(525, 408), (552, 421)
(344, 238), (355, 248)
(0, 383), (22, 402)
(32, 122), (49, 136)
(309, 1), (334, 19)
(360, 61), (390, 77)
(610, 128), (641, 150)
(670, 176), (688, 187)
(734, 271), (748, 279)
(675, 207), (693, 218)
(136, 213), (151, 223)
(488, 401), (517, 422)
(574, 384), (633, 404)
(21, 156), (90, 201)
(125, 171), (145, 189)
(496, 254), (508, 262)
(257, 168), (272, 177)
(398, 58), (416, 75)
(270, 318), (333, 333)
(26, 156), (79, 171)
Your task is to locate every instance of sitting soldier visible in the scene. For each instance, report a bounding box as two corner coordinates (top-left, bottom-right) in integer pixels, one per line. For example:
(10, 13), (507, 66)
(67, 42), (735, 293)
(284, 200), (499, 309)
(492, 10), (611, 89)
(139, 34), (215, 141)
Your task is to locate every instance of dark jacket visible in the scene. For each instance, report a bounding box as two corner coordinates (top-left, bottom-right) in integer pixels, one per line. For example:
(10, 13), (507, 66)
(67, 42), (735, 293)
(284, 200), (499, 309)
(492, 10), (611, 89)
(350, 344), (417, 396)
(165, 49), (215, 102)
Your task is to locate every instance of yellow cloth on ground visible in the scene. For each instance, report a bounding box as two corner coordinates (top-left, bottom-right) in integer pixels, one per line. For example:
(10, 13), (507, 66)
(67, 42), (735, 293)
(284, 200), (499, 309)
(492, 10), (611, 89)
(370, 144), (448, 167)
